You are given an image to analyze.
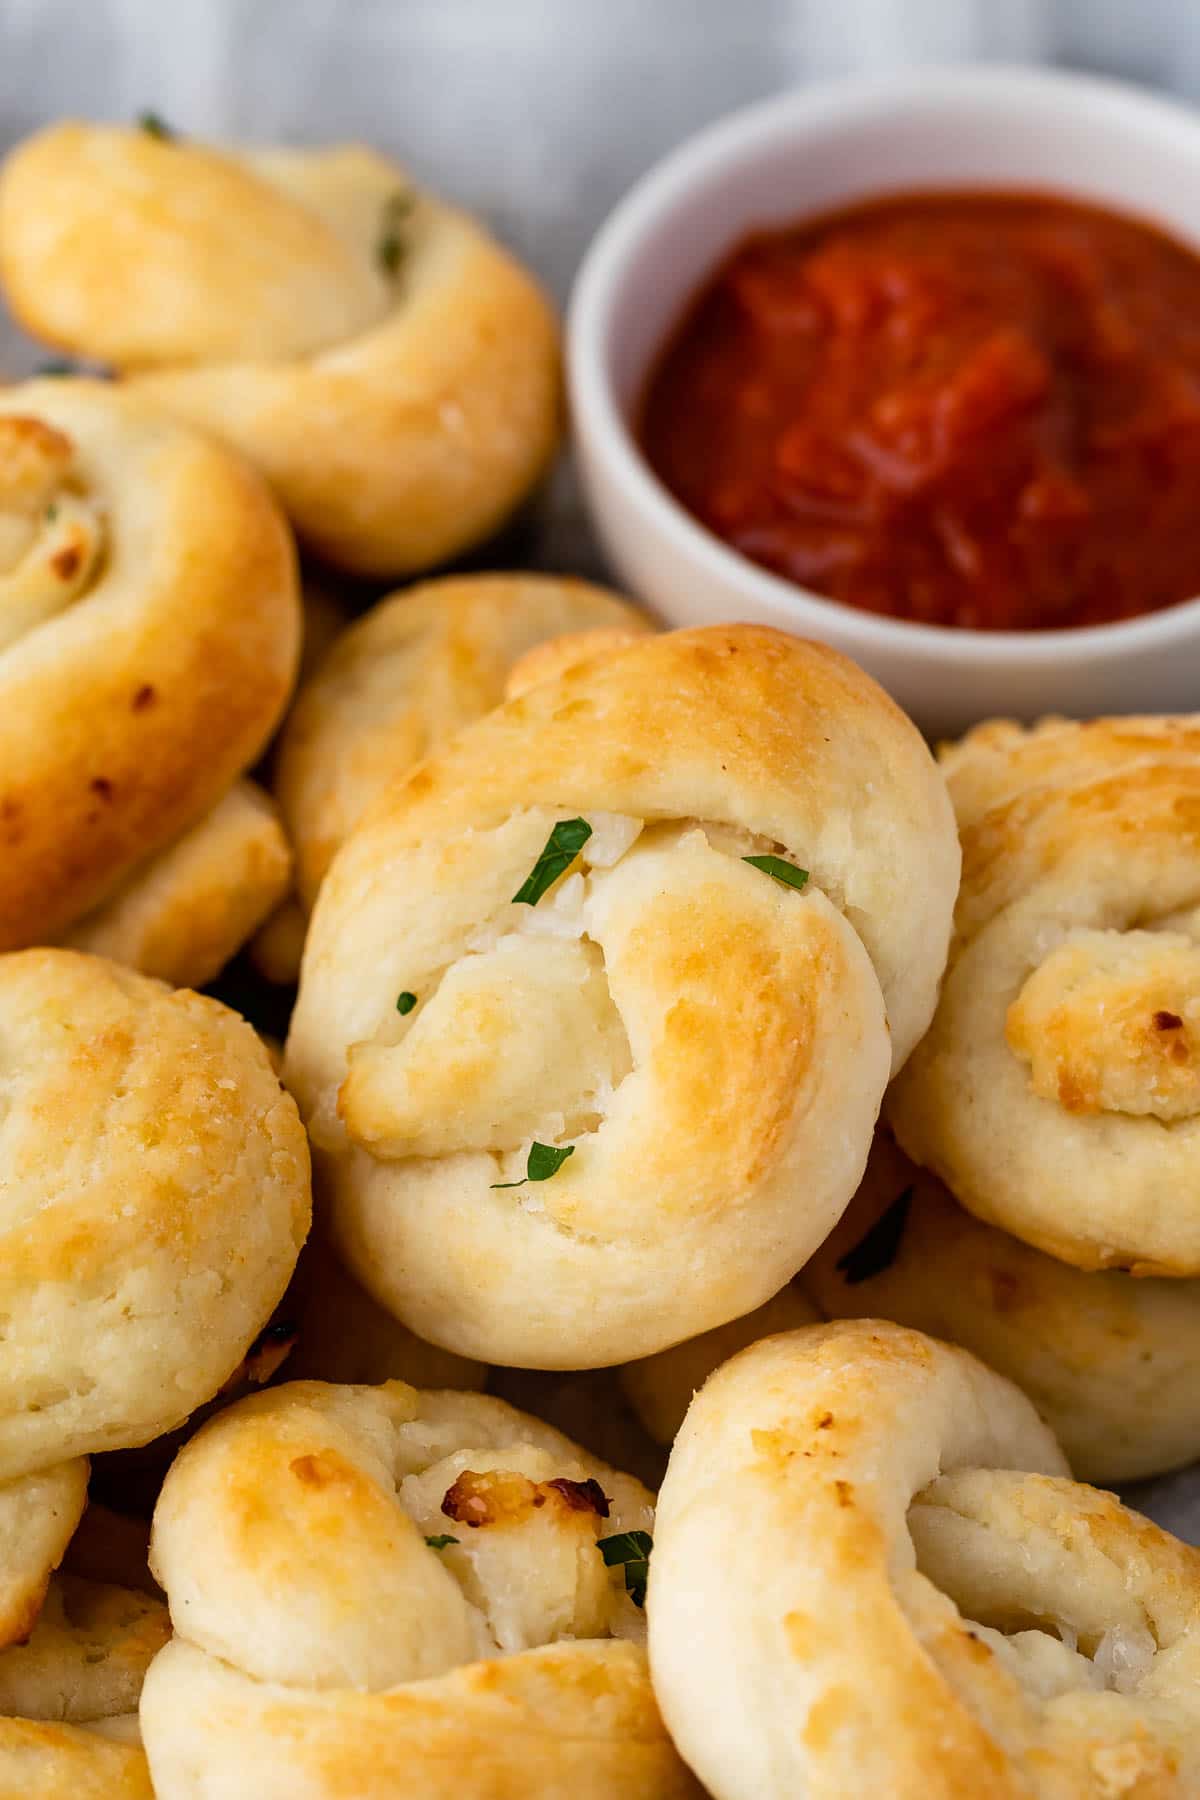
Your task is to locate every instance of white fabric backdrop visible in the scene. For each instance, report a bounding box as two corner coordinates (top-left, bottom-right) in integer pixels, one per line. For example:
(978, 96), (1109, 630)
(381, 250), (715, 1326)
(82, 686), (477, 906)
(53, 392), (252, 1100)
(3, 0), (1200, 298)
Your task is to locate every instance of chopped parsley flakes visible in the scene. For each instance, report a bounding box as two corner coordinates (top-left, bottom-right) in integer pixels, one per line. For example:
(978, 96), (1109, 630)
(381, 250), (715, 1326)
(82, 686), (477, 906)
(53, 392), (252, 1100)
(512, 817), (592, 905)
(743, 854), (809, 891)
(490, 1141), (575, 1190)
(598, 1530), (653, 1607)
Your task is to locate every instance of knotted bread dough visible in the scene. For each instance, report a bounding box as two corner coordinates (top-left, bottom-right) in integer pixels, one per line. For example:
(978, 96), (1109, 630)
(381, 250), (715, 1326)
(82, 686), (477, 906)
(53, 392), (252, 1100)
(0, 1575), (165, 1798)
(649, 1319), (1200, 1798)
(0, 378), (298, 956)
(275, 573), (650, 912)
(891, 715), (1200, 1272)
(0, 1463), (88, 1651)
(285, 625), (959, 1366)
(139, 1380), (699, 1799)
(62, 779), (291, 989)
(0, 125), (560, 575)
(0, 949), (310, 1484)
(0, 1574), (168, 1729)
(0, 1483), (164, 1799)
(0, 1718), (151, 1799)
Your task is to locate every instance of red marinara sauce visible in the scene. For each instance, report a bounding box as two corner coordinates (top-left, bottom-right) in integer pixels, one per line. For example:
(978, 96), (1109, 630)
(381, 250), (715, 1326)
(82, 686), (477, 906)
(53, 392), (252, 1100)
(639, 191), (1200, 631)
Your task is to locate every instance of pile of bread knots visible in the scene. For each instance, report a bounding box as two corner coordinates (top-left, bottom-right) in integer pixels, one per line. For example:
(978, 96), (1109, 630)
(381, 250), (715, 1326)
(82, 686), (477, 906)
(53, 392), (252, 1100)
(2, 114), (1200, 1800)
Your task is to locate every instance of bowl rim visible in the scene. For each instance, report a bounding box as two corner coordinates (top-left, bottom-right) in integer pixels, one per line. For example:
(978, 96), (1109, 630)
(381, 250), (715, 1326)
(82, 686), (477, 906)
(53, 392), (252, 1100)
(567, 62), (1200, 666)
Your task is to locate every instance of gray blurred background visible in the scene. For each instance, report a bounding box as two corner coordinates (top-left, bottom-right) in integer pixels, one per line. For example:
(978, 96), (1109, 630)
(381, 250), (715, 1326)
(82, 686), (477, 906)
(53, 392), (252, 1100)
(2, 0), (1200, 302)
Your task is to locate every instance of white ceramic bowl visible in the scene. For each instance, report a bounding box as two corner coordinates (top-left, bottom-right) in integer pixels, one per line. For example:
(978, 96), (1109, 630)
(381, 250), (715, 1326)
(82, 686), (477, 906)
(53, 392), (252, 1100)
(568, 66), (1200, 735)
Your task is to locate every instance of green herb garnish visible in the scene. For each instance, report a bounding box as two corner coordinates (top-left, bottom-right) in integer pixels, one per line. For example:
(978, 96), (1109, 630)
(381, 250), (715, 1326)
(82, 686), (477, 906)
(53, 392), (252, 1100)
(743, 854), (809, 891)
(527, 1141), (574, 1181)
(396, 991), (417, 1015)
(44, 502), (58, 522)
(491, 1141), (575, 1190)
(425, 1534), (459, 1551)
(377, 190), (415, 275)
(512, 818), (592, 905)
(835, 1186), (913, 1285)
(598, 1530), (653, 1607)
(137, 111), (174, 140)
(36, 360), (75, 378)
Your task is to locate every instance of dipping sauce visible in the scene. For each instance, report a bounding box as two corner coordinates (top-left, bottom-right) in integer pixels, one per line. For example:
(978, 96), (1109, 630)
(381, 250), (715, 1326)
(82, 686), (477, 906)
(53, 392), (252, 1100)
(639, 192), (1200, 631)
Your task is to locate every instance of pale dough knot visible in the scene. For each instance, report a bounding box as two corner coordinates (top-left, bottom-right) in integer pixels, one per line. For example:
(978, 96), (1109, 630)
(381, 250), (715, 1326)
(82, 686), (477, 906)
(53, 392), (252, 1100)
(0, 378), (298, 957)
(889, 713), (1200, 1271)
(138, 1382), (690, 1798)
(0, 124), (562, 575)
(1007, 928), (1200, 1119)
(0, 949), (310, 1484)
(649, 1321), (1200, 1799)
(286, 625), (959, 1367)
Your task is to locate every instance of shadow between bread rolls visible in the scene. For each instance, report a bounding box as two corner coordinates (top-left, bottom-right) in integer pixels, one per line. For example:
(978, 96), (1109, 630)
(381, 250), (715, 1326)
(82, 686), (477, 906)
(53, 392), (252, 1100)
(0, 378), (299, 976)
(283, 1230), (487, 1395)
(0, 124), (562, 576)
(623, 1131), (1200, 1484)
(284, 623), (960, 1367)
